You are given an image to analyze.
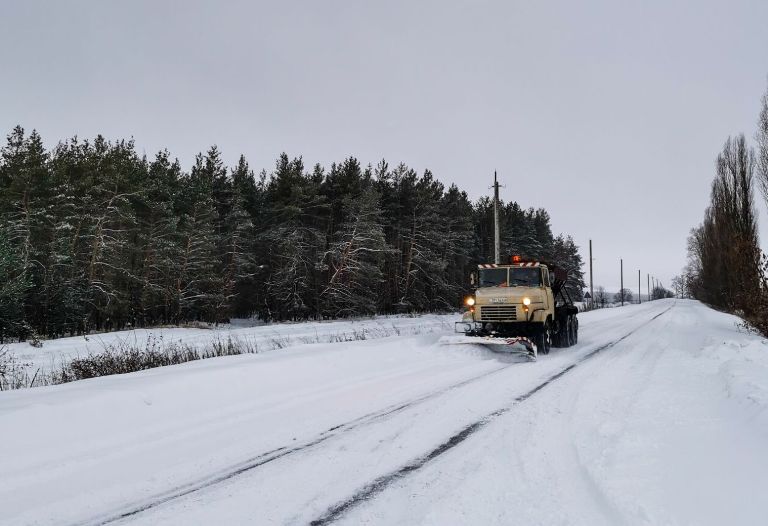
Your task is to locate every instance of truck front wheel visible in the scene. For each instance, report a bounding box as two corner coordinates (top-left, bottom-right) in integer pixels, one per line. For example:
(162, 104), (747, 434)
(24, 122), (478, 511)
(535, 321), (553, 355)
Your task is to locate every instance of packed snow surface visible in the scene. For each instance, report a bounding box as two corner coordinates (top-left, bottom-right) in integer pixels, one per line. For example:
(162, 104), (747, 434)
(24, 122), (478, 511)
(1, 299), (767, 525)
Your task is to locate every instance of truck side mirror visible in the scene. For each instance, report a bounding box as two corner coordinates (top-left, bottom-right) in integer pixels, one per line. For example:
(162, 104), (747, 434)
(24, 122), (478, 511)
(470, 271), (477, 286)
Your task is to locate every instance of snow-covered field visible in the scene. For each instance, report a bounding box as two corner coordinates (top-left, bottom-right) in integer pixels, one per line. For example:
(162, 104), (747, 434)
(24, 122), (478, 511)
(1, 299), (767, 525)
(3, 314), (456, 376)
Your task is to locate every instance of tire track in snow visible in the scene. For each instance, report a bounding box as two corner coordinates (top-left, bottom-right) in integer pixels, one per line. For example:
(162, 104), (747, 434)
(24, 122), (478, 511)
(74, 358), (522, 526)
(73, 305), (670, 526)
(570, 317), (673, 526)
(309, 305), (673, 526)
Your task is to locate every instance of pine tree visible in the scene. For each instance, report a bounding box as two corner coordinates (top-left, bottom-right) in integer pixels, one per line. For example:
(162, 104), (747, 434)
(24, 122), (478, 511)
(397, 169), (450, 311)
(174, 154), (222, 322)
(501, 203), (545, 259)
(261, 154), (327, 320)
(552, 235), (586, 300)
(230, 156), (265, 317)
(0, 127), (53, 335)
(321, 186), (388, 315)
(70, 137), (142, 332)
(219, 187), (254, 321)
(439, 184), (476, 306)
(472, 196), (496, 263)
(0, 229), (29, 342)
(531, 208), (555, 260)
(134, 151), (183, 325)
(44, 175), (87, 337)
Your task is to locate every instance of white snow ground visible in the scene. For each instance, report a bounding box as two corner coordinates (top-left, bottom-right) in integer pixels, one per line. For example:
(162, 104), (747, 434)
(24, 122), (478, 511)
(3, 314), (455, 376)
(1, 299), (767, 525)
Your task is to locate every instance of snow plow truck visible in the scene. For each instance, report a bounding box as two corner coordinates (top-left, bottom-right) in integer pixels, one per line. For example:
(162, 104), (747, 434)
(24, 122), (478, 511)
(453, 255), (579, 359)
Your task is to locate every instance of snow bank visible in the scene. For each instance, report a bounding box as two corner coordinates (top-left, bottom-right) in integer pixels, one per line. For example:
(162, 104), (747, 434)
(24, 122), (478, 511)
(3, 313), (456, 378)
(712, 337), (768, 432)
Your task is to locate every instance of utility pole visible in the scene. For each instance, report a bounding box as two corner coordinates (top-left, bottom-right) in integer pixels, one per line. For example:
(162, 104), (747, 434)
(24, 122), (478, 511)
(638, 269), (641, 304)
(493, 171), (501, 265)
(647, 273), (650, 302)
(589, 239), (594, 309)
(620, 258), (624, 306)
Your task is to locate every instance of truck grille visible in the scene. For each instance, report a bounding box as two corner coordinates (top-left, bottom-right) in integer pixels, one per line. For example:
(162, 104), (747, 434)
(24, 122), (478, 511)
(479, 305), (517, 322)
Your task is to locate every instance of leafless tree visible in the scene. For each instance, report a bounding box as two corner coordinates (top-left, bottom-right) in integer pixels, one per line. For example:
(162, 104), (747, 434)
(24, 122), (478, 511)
(595, 286), (607, 308)
(671, 275), (685, 298)
(756, 80), (768, 205)
(686, 135), (759, 315)
(613, 288), (633, 304)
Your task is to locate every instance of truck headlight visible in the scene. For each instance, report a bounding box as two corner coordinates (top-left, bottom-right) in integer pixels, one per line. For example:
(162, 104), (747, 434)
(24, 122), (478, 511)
(465, 296), (476, 306)
(522, 297), (531, 306)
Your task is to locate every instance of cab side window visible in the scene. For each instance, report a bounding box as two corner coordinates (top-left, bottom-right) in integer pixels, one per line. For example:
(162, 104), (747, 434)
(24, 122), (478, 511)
(542, 269), (550, 287)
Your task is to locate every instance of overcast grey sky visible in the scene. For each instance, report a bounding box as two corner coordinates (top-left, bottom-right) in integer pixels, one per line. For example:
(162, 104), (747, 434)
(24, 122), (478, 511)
(2, 0), (767, 292)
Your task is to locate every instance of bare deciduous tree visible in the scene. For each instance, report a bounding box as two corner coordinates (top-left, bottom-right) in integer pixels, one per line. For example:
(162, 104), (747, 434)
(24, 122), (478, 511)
(613, 288), (633, 304)
(756, 80), (768, 204)
(595, 286), (607, 308)
(685, 135), (759, 315)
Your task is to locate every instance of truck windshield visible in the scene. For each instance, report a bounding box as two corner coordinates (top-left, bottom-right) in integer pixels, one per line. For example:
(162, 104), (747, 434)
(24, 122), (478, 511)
(478, 267), (543, 287)
(509, 267), (542, 286)
(479, 268), (508, 287)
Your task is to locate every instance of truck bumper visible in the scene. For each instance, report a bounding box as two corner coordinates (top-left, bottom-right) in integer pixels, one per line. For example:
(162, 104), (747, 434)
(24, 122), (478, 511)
(457, 320), (544, 337)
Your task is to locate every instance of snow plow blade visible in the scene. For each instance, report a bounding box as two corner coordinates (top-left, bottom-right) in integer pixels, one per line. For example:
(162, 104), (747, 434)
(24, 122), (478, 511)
(439, 335), (537, 360)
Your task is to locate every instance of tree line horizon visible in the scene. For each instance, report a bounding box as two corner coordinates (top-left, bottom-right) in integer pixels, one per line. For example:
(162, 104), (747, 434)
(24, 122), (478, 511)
(0, 126), (585, 343)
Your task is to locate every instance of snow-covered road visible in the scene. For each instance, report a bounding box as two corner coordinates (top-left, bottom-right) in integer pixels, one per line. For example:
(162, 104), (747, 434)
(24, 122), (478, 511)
(2, 299), (767, 525)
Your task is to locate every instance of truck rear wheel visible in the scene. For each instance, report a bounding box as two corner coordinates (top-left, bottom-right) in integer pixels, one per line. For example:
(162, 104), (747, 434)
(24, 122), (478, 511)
(563, 317), (573, 347)
(554, 317), (567, 348)
(572, 316), (578, 345)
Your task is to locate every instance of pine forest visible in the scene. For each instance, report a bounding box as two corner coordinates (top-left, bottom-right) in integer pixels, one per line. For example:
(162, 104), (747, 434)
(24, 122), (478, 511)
(0, 127), (585, 342)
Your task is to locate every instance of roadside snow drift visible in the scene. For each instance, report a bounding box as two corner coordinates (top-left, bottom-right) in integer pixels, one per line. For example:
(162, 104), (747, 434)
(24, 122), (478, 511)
(4, 314), (455, 377)
(1, 299), (767, 525)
